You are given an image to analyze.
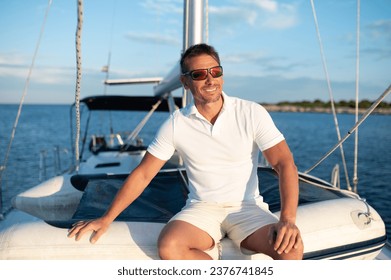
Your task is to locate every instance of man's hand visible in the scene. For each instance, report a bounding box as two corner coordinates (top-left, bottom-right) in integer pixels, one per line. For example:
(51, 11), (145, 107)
(67, 218), (110, 244)
(268, 220), (302, 255)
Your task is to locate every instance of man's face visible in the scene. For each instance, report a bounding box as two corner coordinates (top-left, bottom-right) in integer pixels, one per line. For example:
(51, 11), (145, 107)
(181, 54), (224, 106)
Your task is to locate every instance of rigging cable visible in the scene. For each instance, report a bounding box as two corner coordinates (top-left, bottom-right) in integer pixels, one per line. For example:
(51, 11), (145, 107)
(353, 0), (361, 193)
(308, 0), (352, 191)
(0, 0), (53, 215)
(100, 52), (113, 135)
(74, 0), (84, 171)
(122, 99), (163, 150)
(305, 83), (391, 174)
(205, 0), (209, 43)
(101, 0), (117, 135)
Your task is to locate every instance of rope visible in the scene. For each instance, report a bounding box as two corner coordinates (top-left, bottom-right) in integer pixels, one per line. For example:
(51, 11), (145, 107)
(74, 0), (84, 171)
(309, 0), (352, 191)
(353, 0), (361, 193)
(304, 83), (391, 174)
(0, 0), (53, 214)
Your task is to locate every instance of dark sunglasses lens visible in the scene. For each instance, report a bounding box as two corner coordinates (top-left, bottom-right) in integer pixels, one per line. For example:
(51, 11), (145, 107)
(210, 67), (223, 78)
(191, 70), (208, 80)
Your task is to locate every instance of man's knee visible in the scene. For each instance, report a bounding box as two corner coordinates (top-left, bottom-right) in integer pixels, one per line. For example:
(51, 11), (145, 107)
(157, 230), (177, 259)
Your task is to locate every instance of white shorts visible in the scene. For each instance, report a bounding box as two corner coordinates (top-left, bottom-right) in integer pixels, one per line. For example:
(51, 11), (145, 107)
(169, 198), (279, 250)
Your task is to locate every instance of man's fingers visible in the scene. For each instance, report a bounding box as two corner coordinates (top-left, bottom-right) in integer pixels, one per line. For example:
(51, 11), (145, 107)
(67, 221), (92, 241)
(273, 226), (286, 252)
(90, 228), (106, 244)
(67, 224), (82, 238)
(282, 234), (296, 254)
(67, 220), (108, 244)
(272, 222), (301, 254)
(75, 224), (90, 241)
(275, 230), (290, 254)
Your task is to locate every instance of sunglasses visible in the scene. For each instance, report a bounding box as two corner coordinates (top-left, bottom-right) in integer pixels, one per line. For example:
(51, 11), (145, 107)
(182, 66), (223, 81)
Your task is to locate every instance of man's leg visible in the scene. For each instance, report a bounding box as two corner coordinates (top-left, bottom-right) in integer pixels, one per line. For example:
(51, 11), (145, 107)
(240, 223), (303, 260)
(158, 220), (215, 260)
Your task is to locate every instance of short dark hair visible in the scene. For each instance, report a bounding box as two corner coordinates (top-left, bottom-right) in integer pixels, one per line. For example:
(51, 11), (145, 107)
(180, 43), (221, 73)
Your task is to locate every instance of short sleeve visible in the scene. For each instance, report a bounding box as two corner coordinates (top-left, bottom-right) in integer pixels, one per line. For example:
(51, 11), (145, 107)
(147, 115), (176, 161)
(252, 104), (285, 151)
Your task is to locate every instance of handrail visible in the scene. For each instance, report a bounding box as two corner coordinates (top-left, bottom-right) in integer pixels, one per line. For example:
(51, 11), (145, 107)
(305, 84), (391, 174)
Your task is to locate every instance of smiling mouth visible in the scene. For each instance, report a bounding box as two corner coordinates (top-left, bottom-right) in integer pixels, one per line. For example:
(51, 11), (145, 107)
(205, 87), (218, 92)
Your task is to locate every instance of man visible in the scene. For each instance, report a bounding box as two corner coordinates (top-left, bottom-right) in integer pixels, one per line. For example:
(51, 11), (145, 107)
(68, 43), (303, 260)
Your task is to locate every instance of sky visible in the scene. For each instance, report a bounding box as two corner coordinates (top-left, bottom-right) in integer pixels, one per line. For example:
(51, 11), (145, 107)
(0, 0), (390, 105)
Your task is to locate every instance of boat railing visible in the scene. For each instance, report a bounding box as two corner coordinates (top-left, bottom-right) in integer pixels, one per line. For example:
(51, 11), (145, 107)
(331, 164), (341, 189)
(39, 146), (72, 182)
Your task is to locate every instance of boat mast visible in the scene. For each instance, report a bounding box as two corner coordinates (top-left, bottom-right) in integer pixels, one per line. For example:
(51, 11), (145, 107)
(153, 0), (205, 107)
(182, 0), (205, 107)
(185, 0), (204, 46)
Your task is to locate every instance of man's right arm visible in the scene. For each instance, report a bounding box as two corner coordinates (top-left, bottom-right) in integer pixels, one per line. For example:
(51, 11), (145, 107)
(67, 152), (166, 243)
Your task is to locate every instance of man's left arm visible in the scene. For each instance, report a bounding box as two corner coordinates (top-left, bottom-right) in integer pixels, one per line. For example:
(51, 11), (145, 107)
(262, 140), (302, 255)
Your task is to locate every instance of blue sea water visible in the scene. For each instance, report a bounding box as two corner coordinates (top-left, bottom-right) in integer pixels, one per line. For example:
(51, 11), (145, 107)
(0, 104), (390, 242)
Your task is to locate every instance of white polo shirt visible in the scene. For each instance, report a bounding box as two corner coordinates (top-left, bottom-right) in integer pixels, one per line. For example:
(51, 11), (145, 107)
(147, 92), (284, 203)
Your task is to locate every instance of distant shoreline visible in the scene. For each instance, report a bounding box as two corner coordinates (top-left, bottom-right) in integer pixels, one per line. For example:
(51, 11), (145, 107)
(1, 102), (390, 115)
(262, 104), (391, 115)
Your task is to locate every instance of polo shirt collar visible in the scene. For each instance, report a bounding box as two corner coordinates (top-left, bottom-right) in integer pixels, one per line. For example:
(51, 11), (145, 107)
(182, 91), (232, 118)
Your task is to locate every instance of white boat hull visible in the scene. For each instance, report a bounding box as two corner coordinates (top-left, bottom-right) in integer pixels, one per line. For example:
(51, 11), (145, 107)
(12, 174), (83, 221)
(0, 197), (386, 260)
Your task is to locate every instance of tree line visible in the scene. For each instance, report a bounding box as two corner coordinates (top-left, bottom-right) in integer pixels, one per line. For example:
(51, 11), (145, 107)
(265, 99), (391, 109)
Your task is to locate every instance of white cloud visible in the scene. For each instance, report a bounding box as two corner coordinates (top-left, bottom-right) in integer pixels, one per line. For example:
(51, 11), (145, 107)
(125, 32), (180, 46)
(0, 53), (28, 65)
(258, 2), (299, 29)
(222, 51), (267, 64)
(240, 0), (278, 12)
(365, 19), (391, 42)
(31, 67), (74, 85)
(262, 12), (298, 29)
(209, 5), (257, 26)
(0, 52), (76, 85)
(0, 65), (73, 86)
(140, 0), (183, 15)
(210, 0), (298, 29)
